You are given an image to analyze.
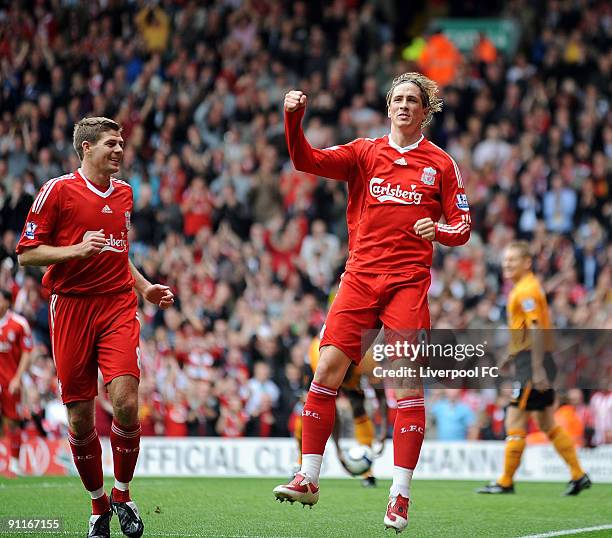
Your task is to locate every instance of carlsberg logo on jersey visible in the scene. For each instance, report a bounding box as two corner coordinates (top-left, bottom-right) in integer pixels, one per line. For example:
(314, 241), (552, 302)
(83, 231), (127, 253)
(369, 177), (423, 204)
(102, 233), (127, 253)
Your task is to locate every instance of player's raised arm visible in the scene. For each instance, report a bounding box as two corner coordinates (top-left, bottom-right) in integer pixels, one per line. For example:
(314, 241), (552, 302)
(284, 90), (357, 181)
(433, 158), (471, 246)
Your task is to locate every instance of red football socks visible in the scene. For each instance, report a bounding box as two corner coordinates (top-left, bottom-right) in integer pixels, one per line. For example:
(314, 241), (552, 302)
(301, 382), (338, 455)
(68, 428), (106, 512)
(91, 493), (110, 515)
(110, 421), (141, 485)
(393, 397), (426, 469)
(111, 486), (131, 503)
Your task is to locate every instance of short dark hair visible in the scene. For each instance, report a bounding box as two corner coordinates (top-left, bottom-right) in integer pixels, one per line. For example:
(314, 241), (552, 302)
(73, 117), (122, 161)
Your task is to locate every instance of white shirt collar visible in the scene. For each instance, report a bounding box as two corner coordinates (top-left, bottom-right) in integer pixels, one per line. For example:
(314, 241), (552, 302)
(78, 168), (114, 198)
(387, 133), (424, 153)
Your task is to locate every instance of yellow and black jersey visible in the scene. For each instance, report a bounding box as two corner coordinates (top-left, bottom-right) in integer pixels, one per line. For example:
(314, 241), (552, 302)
(507, 272), (554, 355)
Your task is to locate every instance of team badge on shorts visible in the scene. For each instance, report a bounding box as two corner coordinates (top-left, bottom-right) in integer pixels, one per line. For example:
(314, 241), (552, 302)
(420, 167), (437, 185)
(125, 211), (131, 230)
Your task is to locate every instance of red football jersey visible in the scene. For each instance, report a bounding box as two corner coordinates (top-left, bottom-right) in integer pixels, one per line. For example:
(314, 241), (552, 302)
(286, 109), (471, 272)
(16, 169), (135, 295)
(0, 311), (33, 385)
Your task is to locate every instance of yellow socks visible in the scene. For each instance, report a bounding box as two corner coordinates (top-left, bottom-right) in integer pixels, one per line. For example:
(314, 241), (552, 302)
(548, 426), (585, 481)
(498, 429), (526, 487)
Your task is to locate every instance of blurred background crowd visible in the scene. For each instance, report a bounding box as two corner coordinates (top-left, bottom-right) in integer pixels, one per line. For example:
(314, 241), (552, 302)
(0, 0), (610, 446)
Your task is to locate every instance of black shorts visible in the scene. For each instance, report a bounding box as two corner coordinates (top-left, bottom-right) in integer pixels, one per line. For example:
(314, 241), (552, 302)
(509, 382), (555, 411)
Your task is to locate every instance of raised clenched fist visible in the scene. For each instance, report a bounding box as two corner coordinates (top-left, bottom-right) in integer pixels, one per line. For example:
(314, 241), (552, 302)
(284, 90), (307, 112)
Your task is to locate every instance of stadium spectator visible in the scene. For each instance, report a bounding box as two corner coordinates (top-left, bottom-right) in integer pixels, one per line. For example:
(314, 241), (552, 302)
(590, 390), (612, 446)
(299, 219), (341, 291)
(135, 5), (170, 54)
(418, 28), (463, 87)
(216, 395), (249, 438)
(245, 361), (280, 416)
(473, 32), (498, 65)
(478, 382), (514, 441)
(430, 389), (478, 441)
(543, 174), (577, 234)
(554, 389), (593, 448)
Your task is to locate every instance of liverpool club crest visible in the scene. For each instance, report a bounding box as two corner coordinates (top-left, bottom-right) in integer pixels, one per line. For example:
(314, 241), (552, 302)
(125, 211), (131, 230)
(420, 167), (437, 186)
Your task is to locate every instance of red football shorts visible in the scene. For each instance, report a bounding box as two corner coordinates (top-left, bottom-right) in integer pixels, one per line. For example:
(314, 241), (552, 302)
(0, 386), (21, 420)
(320, 268), (431, 364)
(49, 291), (140, 404)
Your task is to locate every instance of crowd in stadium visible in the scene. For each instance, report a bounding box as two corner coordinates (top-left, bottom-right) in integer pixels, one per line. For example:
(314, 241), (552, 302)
(0, 1), (610, 445)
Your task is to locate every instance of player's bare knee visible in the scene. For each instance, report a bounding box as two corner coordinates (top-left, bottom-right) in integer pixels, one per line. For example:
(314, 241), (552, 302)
(313, 346), (351, 389)
(112, 394), (139, 426)
(505, 406), (527, 433)
(533, 409), (555, 433)
(107, 375), (139, 425)
(66, 402), (95, 435)
(395, 387), (423, 399)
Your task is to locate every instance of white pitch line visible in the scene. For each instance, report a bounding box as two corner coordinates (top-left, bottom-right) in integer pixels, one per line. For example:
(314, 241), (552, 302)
(517, 524), (612, 538)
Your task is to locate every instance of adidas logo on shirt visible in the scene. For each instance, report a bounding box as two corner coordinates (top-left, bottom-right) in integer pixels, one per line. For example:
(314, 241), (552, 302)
(394, 157), (407, 166)
(101, 205), (113, 214)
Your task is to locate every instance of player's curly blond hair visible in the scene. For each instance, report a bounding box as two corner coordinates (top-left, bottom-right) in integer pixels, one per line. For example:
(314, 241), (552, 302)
(385, 72), (443, 129)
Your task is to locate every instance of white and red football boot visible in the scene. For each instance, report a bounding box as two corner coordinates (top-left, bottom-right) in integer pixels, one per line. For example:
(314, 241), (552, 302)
(384, 494), (409, 533)
(273, 473), (319, 507)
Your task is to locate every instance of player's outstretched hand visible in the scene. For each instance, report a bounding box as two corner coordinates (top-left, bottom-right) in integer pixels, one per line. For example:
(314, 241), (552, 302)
(284, 90), (307, 112)
(77, 229), (106, 258)
(144, 284), (175, 309)
(414, 218), (435, 241)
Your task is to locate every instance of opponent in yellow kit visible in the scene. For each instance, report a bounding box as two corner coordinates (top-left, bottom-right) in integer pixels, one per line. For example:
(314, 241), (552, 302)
(477, 241), (590, 496)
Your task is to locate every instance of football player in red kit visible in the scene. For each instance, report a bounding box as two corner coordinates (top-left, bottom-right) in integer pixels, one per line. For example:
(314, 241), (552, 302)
(17, 117), (174, 538)
(273, 73), (471, 533)
(0, 289), (33, 477)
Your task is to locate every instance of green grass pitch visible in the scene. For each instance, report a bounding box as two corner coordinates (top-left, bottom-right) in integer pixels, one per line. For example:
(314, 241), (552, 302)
(0, 476), (610, 537)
